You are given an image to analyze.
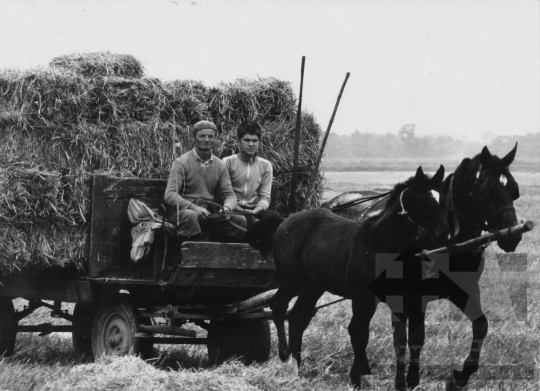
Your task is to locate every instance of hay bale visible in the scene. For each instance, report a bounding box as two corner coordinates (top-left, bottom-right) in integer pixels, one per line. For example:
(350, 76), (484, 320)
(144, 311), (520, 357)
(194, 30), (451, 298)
(0, 53), (324, 276)
(0, 224), (87, 276)
(0, 68), (91, 130)
(49, 52), (144, 78)
(0, 165), (91, 276)
(206, 78), (296, 131)
(0, 70), (171, 127)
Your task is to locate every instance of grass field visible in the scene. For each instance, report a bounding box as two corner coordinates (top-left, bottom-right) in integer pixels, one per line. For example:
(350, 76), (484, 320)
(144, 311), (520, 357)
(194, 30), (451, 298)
(1, 170), (539, 391)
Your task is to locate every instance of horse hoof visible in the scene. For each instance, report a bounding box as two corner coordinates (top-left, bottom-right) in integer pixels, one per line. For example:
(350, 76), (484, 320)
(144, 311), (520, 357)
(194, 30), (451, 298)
(360, 375), (374, 389)
(445, 374), (464, 391)
(394, 379), (406, 391)
(287, 356), (299, 376)
(406, 379), (420, 390)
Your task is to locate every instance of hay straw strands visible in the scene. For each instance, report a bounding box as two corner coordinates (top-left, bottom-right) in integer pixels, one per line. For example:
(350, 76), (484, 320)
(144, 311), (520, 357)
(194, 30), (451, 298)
(49, 52), (144, 78)
(206, 78), (297, 128)
(0, 68), (91, 131)
(0, 224), (87, 277)
(0, 166), (84, 227)
(38, 355), (321, 391)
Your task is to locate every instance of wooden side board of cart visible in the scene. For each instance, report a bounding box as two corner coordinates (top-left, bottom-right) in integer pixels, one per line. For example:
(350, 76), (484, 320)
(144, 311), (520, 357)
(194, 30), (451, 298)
(0, 175), (278, 365)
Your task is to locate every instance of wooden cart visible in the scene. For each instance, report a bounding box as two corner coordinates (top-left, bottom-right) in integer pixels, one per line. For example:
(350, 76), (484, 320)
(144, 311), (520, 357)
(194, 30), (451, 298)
(0, 175), (277, 365)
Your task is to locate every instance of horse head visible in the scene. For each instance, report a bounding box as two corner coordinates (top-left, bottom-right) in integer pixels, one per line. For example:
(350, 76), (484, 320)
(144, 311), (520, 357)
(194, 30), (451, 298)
(452, 143), (520, 252)
(398, 165), (450, 247)
(245, 210), (286, 259)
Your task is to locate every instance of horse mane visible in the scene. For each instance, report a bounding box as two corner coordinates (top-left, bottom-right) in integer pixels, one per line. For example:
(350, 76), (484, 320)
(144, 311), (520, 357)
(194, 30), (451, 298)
(384, 173), (434, 212)
(454, 150), (509, 184)
(385, 179), (410, 207)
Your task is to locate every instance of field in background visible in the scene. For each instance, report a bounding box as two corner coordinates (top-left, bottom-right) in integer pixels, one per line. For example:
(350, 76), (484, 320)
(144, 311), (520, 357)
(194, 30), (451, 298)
(321, 157), (540, 173)
(1, 171), (539, 391)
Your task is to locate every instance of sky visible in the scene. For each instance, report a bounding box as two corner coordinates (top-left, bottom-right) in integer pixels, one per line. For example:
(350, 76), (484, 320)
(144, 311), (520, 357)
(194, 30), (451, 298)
(0, 0), (539, 142)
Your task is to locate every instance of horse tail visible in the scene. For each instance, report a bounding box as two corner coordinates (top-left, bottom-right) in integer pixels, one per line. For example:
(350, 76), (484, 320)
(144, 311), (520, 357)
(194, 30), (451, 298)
(245, 210), (286, 259)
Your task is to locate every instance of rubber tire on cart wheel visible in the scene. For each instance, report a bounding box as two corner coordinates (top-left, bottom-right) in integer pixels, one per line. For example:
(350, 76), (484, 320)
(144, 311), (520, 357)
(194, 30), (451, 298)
(0, 297), (17, 356)
(92, 298), (152, 360)
(207, 316), (271, 366)
(72, 304), (98, 357)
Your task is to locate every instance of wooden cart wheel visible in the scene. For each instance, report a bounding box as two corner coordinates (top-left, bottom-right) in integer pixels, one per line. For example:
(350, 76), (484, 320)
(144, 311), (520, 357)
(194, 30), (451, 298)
(207, 315), (271, 366)
(72, 304), (98, 357)
(92, 298), (152, 359)
(0, 297), (17, 356)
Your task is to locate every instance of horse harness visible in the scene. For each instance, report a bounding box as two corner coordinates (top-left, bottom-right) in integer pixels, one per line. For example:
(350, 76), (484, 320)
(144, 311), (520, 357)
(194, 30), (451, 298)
(445, 163), (518, 241)
(471, 164), (518, 221)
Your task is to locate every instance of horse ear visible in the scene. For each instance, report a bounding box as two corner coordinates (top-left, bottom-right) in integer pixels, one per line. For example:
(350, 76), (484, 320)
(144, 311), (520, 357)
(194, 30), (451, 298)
(480, 146), (493, 168)
(502, 142), (518, 167)
(415, 166), (425, 181)
(431, 165), (445, 185)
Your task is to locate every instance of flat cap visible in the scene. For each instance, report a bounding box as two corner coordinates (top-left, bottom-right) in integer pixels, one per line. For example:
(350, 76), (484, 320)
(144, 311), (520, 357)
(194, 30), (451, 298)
(191, 120), (217, 135)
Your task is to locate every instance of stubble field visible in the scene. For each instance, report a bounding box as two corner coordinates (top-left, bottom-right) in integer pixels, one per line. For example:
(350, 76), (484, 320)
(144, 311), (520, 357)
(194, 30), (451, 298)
(0, 169), (538, 391)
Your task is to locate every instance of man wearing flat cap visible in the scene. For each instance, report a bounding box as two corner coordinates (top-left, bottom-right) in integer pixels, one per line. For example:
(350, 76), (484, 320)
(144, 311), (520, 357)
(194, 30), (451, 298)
(164, 120), (247, 242)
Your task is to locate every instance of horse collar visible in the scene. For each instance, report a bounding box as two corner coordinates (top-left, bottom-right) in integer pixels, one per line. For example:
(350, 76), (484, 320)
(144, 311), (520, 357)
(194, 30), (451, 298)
(398, 189), (417, 226)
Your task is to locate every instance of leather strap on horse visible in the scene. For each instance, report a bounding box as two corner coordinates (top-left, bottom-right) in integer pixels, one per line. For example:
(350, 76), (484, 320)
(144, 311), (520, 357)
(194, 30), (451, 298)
(314, 297), (347, 312)
(444, 175), (502, 236)
(330, 191), (392, 212)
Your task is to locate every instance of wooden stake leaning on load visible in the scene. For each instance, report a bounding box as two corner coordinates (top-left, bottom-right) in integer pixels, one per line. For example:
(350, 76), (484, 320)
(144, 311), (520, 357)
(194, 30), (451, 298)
(416, 220), (534, 257)
(302, 72), (350, 210)
(288, 56), (305, 213)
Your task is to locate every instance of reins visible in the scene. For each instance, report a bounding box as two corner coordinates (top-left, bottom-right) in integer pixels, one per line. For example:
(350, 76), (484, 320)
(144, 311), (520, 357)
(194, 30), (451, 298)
(329, 191), (392, 212)
(444, 169), (516, 237)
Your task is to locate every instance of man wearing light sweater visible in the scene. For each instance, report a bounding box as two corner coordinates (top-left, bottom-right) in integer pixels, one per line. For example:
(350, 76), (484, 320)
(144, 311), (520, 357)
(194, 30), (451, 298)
(224, 122), (273, 219)
(164, 120), (247, 242)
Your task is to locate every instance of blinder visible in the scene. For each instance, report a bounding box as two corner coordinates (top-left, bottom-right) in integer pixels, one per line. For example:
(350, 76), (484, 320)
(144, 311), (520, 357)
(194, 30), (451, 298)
(471, 165), (519, 222)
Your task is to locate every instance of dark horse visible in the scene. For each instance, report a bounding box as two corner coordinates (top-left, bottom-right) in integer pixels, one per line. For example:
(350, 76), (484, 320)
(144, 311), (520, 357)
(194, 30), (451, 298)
(323, 144), (522, 390)
(254, 166), (450, 389)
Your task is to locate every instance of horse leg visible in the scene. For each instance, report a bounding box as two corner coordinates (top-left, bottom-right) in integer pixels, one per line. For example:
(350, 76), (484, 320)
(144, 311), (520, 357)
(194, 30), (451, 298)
(406, 298), (427, 390)
(349, 296), (378, 389)
(270, 284), (300, 363)
(447, 287), (488, 390)
(287, 285), (325, 375)
(392, 318), (407, 391)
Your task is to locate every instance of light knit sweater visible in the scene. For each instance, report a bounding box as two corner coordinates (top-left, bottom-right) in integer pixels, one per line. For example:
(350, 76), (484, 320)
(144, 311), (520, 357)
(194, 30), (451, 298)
(164, 150), (237, 211)
(223, 154), (272, 210)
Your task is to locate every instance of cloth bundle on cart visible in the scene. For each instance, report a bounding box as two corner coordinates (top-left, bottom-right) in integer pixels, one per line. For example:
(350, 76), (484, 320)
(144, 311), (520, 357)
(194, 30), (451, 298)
(128, 198), (174, 263)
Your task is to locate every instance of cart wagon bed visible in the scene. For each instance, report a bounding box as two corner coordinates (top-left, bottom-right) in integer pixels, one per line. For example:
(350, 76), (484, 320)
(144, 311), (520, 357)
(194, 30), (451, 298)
(0, 175), (277, 364)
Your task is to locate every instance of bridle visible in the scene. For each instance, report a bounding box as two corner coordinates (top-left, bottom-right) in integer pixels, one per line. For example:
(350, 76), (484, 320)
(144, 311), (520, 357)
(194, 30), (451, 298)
(447, 164), (517, 236)
(471, 165), (517, 221)
(399, 188), (441, 243)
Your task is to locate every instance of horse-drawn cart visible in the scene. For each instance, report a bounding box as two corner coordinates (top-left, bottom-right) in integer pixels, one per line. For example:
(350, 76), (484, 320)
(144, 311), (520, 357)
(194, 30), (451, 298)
(0, 175), (277, 364)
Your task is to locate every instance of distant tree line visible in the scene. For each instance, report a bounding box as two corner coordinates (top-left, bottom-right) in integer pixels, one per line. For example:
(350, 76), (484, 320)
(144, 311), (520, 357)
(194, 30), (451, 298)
(488, 132), (540, 158)
(324, 124), (539, 159)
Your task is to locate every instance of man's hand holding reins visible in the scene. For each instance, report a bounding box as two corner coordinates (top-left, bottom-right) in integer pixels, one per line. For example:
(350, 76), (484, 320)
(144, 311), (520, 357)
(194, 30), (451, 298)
(190, 204), (210, 220)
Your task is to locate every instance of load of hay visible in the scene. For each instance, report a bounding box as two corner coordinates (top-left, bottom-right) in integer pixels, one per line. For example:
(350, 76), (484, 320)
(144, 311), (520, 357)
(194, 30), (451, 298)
(49, 52), (145, 78)
(0, 52), (324, 278)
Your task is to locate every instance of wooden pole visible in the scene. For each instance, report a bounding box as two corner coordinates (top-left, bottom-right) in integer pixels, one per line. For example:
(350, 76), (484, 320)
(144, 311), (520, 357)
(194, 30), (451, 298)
(415, 221), (534, 257)
(288, 56), (305, 213)
(302, 72), (350, 210)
